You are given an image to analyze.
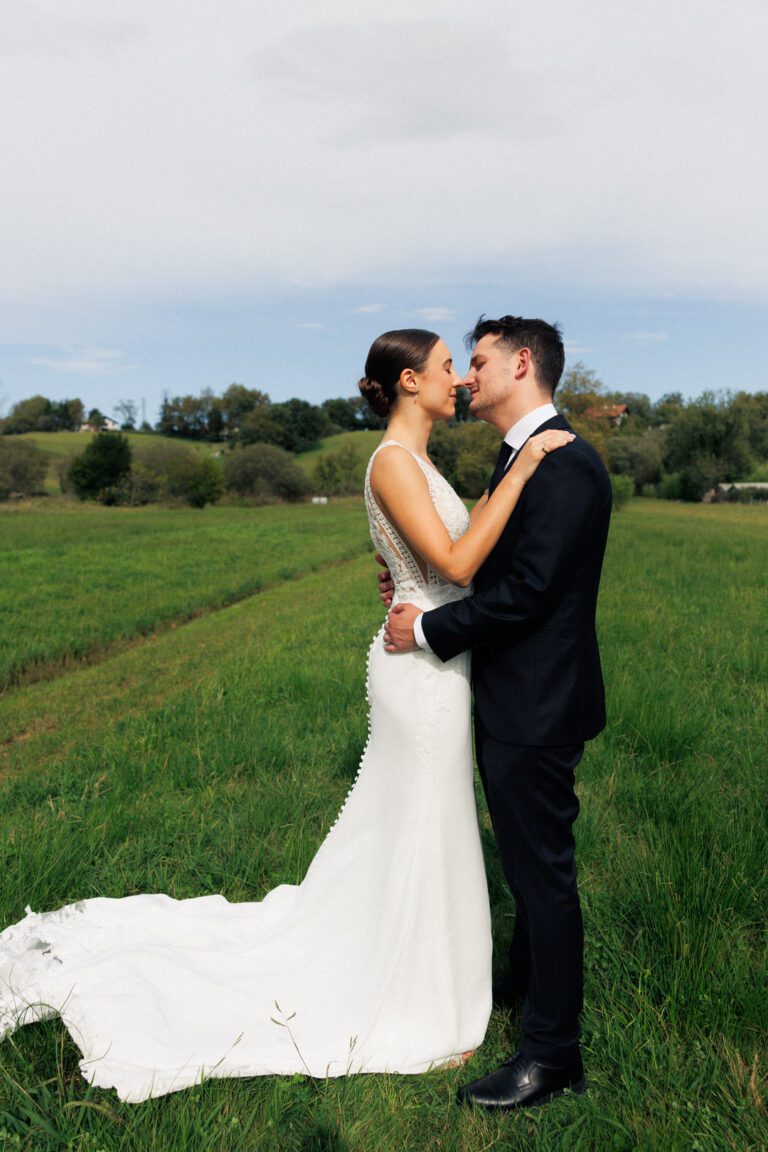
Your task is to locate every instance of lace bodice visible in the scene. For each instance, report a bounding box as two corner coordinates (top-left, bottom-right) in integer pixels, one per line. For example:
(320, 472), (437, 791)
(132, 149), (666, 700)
(364, 440), (472, 611)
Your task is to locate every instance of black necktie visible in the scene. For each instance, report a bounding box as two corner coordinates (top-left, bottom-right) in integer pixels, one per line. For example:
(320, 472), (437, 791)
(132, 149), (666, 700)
(488, 442), (515, 494)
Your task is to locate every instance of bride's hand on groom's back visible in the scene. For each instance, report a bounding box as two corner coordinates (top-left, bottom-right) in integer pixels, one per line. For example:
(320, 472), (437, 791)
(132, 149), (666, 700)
(375, 552), (394, 607)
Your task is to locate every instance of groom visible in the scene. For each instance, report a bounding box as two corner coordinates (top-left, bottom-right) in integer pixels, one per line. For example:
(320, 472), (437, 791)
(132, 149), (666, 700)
(383, 315), (612, 1111)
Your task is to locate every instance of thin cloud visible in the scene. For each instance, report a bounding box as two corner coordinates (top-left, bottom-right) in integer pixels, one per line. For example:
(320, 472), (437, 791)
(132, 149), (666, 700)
(418, 307), (455, 323)
(248, 18), (520, 146)
(622, 332), (669, 343)
(351, 304), (385, 315)
(26, 349), (125, 375)
(0, 9), (145, 59)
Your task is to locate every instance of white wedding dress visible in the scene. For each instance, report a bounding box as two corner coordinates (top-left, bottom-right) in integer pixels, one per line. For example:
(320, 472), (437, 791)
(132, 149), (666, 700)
(0, 441), (492, 1102)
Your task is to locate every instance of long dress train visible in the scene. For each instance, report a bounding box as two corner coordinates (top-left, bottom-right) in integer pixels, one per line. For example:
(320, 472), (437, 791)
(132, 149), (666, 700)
(0, 441), (492, 1102)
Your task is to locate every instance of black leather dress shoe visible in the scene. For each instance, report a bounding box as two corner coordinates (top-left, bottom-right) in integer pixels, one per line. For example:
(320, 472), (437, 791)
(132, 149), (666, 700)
(456, 1050), (586, 1111)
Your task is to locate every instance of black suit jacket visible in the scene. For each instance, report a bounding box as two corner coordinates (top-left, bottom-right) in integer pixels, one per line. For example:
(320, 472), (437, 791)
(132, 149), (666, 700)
(422, 416), (612, 746)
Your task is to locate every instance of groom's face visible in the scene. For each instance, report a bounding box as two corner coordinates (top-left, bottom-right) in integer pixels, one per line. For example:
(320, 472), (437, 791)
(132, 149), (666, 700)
(464, 334), (515, 419)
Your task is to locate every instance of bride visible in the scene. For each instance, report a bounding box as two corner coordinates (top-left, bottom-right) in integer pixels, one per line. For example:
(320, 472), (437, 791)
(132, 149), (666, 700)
(0, 329), (572, 1102)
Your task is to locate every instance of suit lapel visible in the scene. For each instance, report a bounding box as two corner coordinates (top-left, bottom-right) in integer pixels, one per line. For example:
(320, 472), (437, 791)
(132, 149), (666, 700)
(488, 414), (572, 493)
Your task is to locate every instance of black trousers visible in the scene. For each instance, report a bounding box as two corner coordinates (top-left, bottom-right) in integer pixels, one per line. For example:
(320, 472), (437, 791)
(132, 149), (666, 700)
(475, 726), (584, 1064)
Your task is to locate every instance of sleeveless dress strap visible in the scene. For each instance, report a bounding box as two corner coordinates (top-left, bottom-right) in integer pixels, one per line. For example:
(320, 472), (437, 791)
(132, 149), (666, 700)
(368, 439), (437, 479)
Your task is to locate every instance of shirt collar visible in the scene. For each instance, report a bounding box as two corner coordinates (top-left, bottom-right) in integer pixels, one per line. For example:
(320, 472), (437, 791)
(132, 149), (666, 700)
(503, 402), (559, 452)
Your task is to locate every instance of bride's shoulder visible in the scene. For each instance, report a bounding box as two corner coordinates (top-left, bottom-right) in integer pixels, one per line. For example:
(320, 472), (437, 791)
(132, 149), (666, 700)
(369, 442), (427, 486)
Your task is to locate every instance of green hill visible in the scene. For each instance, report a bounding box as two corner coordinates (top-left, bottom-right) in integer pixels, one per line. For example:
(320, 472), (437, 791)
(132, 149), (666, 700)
(297, 430), (383, 470)
(5, 431), (223, 493)
(5, 428), (385, 499)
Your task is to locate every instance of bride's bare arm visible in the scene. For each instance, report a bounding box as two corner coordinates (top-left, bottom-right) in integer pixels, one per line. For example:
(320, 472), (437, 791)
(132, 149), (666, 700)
(468, 491), (489, 523)
(370, 431), (574, 588)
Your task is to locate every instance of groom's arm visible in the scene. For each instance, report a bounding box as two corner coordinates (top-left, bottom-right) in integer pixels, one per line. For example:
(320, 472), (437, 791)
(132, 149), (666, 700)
(422, 447), (610, 663)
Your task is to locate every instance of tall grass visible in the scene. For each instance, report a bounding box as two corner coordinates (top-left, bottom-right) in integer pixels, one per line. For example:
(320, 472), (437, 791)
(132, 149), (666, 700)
(0, 499), (765, 1150)
(0, 500), (369, 692)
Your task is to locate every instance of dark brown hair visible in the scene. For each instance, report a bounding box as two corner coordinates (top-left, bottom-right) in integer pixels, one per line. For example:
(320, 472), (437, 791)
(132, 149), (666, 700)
(358, 329), (440, 417)
(466, 315), (565, 395)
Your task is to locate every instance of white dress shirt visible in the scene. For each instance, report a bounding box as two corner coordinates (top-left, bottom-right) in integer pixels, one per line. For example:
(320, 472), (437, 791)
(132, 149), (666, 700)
(412, 403), (559, 653)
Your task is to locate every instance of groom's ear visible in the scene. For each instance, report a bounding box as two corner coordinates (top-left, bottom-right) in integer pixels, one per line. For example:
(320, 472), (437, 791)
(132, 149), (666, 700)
(513, 347), (532, 379)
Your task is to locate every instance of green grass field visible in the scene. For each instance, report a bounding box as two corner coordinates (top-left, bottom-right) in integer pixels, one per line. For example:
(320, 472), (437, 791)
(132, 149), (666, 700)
(0, 500), (370, 693)
(0, 499), (766, 1151)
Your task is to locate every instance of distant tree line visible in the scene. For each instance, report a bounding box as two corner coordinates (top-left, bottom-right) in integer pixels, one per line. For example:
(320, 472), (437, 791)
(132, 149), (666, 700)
(1, 395), (85, 433)
(2, 369), (768, 505)
(0, 387), (385, 445)
(555, 365), (768, 502)
(155, 387), (383, 449)
(426, 367), (768, 504)
(0, 395), (139, 435)
(0, 385), (386, 504)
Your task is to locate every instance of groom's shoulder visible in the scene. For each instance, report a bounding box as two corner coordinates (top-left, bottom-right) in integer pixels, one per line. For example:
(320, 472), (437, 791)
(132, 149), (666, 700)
(530, 413), (609, 488)
(571, 431), (608, 472)
(536, 426), (610, 497)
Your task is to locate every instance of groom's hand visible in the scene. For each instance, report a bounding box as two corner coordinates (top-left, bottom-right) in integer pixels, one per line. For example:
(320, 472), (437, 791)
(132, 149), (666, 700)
(375, 552), (395, 607)
(384, 603), (420, 653)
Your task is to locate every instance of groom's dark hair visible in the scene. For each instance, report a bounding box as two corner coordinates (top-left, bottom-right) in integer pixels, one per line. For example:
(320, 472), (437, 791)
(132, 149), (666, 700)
(466, 316), (565, 395)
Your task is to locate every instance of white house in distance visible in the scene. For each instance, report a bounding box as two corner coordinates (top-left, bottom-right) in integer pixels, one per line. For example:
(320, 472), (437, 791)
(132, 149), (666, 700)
(79, 416), (120, 432)
(709, 482), (768, 503)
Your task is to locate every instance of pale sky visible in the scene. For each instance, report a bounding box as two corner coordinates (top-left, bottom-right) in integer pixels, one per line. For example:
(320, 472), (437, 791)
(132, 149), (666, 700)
(1, 0), (767, 421)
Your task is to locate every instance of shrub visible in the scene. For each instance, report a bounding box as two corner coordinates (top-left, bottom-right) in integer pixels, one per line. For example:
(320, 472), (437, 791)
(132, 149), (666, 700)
(312, 444), (363, 495)
(678, 454), (722, 502)
(428, 423), (499, 497)
(68, 432), (132, 500)
(656, 472), (683, 501)
(177, 455), (224, 508)
(607, 431), (664, 493)
(224, 443), (309, 503)
(126, 442), (224, 507)
(453, 428), (500, 497)
(0, 439), (49, 499)
(132, 440), (193, 486)
(98, 465), (160, 507)
(610, 473), (634, 511)
(58, 457), (74, 495)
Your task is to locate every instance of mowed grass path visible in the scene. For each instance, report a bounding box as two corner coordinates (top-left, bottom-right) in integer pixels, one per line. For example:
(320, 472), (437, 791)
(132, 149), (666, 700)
(0, 499), (766, 1150)
(0, 500), (371, 692)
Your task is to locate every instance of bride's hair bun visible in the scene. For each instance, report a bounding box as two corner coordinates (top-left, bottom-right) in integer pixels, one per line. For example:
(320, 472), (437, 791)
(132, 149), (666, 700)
(358, 329), (440, 419)
(358, 375), (391, 418)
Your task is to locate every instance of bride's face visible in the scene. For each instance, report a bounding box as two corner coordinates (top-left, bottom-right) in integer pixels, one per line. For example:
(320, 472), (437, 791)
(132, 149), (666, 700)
(412, 339), (462, 421)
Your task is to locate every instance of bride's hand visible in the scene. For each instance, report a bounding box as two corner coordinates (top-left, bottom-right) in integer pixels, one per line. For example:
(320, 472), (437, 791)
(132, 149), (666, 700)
(512, 430), (575, 483)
